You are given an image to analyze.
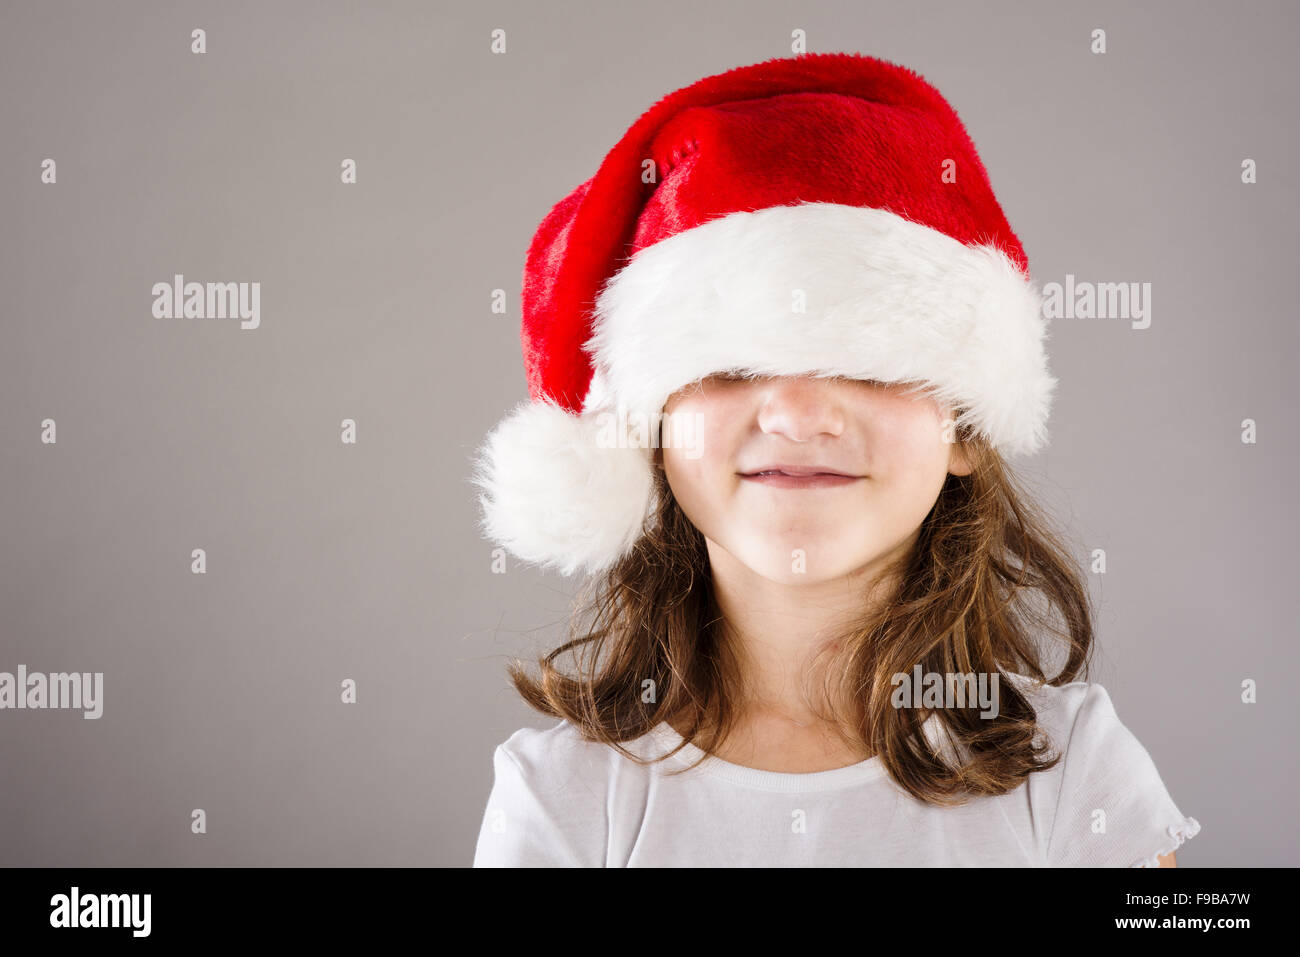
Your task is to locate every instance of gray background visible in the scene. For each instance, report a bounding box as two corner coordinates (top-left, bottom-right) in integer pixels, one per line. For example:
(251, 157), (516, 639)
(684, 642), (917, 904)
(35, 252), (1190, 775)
(1, 0), (1295, 866)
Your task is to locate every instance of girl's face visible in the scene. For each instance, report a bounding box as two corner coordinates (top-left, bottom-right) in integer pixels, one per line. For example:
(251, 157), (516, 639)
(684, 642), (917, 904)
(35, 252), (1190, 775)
(660, 374), (973, 585)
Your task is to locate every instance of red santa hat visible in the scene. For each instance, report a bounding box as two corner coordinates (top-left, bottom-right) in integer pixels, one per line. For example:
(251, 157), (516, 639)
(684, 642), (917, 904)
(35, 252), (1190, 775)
(473, 52), (1056, 577)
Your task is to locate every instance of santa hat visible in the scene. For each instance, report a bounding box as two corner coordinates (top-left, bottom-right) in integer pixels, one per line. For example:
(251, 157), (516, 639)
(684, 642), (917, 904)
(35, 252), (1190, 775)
(472, 52), (1056, 577)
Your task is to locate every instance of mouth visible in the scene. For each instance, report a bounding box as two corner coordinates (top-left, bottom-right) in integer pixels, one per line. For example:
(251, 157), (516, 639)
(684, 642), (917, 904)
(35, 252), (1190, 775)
(738, 465), (865, 490)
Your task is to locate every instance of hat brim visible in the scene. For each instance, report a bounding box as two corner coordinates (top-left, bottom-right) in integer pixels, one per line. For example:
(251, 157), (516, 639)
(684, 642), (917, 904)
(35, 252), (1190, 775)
(583, 201), (1056, 457)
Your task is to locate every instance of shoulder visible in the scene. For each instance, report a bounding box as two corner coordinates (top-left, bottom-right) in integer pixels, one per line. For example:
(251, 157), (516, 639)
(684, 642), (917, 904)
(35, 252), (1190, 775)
(495, 719), (620, 797)
(1001, 673), (1157, 773)
(497, 719), (598, 767)
(1001, 672), (1154, 795)
(1000, 669), (1091, 713)
(473, 720), (631, 867)
(1000, 671), (1106, 756)
(1001, 672), (1201, 867)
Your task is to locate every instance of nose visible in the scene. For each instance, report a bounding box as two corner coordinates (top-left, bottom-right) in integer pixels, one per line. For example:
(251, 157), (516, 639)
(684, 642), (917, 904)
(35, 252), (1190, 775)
(753, 376), (847, 442)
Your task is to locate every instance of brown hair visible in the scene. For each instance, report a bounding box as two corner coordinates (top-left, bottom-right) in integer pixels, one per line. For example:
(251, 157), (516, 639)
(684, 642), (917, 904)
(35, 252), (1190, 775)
(505, 426), (1095, 806)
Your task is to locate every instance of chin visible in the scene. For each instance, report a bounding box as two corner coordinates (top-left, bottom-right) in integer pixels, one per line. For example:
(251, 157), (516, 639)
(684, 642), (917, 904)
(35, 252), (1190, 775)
(767, 568), (840, 586)
(733, 546), (860, 585)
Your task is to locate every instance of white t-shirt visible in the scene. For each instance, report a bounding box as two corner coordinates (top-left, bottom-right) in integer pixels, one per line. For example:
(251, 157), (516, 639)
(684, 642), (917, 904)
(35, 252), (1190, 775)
(473, 673), (1200, 867)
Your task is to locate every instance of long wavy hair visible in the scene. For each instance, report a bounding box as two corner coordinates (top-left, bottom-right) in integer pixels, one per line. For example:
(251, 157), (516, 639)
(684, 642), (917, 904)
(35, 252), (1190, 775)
(505, 424), (1095, 806)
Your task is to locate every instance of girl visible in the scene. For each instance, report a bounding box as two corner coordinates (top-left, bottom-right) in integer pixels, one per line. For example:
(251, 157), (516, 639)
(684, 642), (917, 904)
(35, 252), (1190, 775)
(470, 52), (1200, 867)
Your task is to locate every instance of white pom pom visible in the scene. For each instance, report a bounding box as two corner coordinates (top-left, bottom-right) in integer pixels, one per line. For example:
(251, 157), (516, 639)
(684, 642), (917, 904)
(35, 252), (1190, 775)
(470, 400), (656, 577)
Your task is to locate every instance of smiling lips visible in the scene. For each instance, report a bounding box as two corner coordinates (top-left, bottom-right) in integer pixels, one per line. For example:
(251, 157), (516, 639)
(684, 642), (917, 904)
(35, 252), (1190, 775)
(738, 465), (865, 490)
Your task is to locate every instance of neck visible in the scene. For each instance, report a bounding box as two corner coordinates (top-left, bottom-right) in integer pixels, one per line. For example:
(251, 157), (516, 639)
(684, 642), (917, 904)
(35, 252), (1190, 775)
(705, 536), (911, 726)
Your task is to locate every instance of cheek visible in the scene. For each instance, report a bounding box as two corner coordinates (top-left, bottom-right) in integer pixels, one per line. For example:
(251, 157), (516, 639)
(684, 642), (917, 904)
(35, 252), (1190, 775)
(868, 409), (954, 514)
(661, 401), (735, 524)
(871, 398), (951, 471)
(662, 444), (711, 504)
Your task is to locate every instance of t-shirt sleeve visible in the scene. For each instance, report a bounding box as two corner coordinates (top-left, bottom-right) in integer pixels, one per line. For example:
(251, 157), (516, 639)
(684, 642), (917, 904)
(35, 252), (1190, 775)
(1042, 683), (1201, 867)
(471, 729), (609, 867)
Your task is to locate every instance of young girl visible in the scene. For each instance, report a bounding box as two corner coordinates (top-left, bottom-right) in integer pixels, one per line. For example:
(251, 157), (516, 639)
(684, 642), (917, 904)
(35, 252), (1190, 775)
(470, 52), (1200, 867)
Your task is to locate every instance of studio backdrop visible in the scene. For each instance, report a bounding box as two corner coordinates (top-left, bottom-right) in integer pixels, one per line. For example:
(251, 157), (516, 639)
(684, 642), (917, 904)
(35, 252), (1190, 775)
(1, 0), (1296, 866)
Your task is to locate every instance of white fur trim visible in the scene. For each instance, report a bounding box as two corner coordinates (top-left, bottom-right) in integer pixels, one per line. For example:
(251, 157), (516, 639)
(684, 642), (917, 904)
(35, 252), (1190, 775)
(471, 399), (656, 576)
(584, 202), (1056, 456)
